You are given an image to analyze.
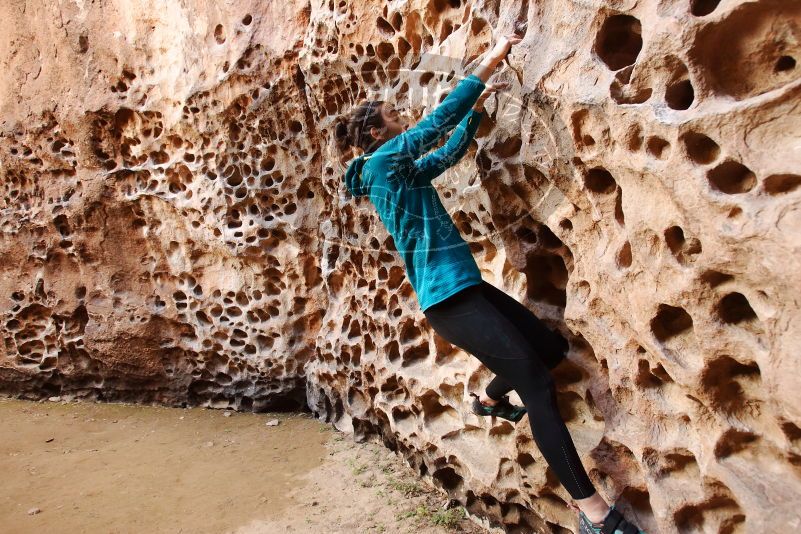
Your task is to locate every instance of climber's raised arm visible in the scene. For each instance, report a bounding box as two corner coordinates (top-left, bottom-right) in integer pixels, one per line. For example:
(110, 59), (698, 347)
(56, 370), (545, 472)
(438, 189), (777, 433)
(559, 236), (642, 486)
(471, 33), (522, 84)
(375, 32), (523, 172)
(413, 82), (509, 184)
(380, 74), (485, 167)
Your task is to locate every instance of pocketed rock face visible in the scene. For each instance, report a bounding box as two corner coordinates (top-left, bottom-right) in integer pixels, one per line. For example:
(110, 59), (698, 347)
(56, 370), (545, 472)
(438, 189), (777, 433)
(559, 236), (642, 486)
(0, 0), (324, 412)
(1, 1), (800, 532)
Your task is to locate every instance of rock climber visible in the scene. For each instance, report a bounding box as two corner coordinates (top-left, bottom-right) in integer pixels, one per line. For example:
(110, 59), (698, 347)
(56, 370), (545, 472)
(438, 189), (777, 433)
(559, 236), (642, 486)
(334, 27), (646, 534)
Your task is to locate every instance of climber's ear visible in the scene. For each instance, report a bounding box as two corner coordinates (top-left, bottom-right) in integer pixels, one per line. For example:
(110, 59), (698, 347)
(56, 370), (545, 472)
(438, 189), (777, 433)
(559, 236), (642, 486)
(368, 123), (388, 141)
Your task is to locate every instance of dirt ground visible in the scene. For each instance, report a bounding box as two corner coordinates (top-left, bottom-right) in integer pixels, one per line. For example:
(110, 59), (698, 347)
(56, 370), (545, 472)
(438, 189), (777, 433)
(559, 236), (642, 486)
(0, 396), (500, 534)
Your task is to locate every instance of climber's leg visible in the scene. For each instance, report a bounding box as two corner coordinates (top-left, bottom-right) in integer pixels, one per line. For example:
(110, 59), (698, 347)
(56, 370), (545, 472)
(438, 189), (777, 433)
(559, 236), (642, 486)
(423, 284), (596, 500)
(436, 279), (568, 405)
(492, 353), (596, 499)
(485, 374), (514, 401)
(425, 284), (512, 404)
(478, 280), (569, 371)
(475, 279), (570, 407)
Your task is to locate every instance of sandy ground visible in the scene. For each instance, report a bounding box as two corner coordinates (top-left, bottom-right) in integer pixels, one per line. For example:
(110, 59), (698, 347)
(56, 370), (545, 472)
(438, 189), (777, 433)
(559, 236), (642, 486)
(0, 396), (499, 534)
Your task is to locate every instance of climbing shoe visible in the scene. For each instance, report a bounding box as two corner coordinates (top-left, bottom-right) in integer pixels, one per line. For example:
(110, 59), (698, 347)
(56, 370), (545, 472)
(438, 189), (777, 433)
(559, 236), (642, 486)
(578, 504), (645, 534)
(469, 392), (526, 423)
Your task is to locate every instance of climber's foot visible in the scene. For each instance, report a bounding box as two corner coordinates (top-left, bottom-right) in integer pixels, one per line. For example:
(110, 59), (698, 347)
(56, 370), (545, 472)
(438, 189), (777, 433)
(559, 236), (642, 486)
(578, 504), (646, 534)
(469, 392), (526, 423)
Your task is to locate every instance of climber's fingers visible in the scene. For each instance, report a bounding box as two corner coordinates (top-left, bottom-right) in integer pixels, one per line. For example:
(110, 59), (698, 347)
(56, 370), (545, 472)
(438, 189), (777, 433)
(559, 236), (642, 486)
(486, 81), (511, 92)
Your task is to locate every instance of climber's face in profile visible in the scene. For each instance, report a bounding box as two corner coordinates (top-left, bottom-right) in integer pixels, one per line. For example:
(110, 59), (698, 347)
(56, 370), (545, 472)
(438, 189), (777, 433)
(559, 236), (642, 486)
(370, 103), (408, 142)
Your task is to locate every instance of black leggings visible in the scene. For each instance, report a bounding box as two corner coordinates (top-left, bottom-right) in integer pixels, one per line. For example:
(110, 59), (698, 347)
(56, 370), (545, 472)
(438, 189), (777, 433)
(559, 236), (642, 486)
(423, 280), (596, 500)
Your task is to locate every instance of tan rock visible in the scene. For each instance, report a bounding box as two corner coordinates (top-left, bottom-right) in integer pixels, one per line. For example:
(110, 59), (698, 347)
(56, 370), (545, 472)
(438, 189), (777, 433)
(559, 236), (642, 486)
(1, 0), (799, 532)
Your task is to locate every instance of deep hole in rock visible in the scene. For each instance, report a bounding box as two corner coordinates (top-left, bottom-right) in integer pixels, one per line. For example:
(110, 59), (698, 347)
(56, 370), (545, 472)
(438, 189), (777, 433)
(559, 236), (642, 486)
(626, 123), (644, 151)
(666, 79), (694, 110)
(618, 486), (655, 527)
(690, 0), (721, 17)
(775, 55), (796, 72)
(517, 452), (536, 470)
(584, 167), (617, 194)
(715, 292), (758, 325)
(673, 233), (701, 266)
(538, 224), (563, 250)
(432, 466), (463, 491)
(376, 17), (395, 36)
(646, 136), (670, 159)
(551, 358), (584, 385)
(781, 421), (801, 443)
(616, 241), (632, 269)
(636, 359), (664, 388)
(707, 160), (757, 194)
(651, 304), (693, 343)
(664, 225), (685, 255)
(714, 428), (759, 459)
(594, 15), (643, 71)
(214, 24), (225, 44)
(673, 482), (745, 532)
(524, 254), (568, 308)
(644, 447), (698, 478)
(681, 131), (720, 165)
(763, 173), (801, 195)
(701, 355), (761, 414)
(700, 270), (734, 288)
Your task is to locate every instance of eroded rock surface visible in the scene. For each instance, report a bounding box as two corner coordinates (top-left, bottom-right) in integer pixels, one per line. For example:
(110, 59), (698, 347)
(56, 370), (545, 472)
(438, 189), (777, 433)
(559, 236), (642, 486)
(1, 1), (800, 532)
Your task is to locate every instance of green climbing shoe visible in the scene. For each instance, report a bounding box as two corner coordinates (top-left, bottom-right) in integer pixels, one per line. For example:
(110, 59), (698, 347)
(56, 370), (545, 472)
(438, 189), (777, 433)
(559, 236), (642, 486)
(469, 392), (526, 423)
(578, 504), (646, 534)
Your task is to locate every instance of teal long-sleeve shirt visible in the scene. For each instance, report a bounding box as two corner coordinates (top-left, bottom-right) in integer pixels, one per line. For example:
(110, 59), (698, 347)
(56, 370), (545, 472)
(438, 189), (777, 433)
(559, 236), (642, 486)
(343, 73), (486, 311)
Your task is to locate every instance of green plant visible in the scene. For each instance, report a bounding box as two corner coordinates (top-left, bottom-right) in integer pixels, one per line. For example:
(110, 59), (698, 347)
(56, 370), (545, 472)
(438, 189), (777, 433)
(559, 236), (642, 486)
(388, 478), (424, 497)
(351, 462), (368, 475)
(430, 507), (465, 528)
(397, 504), (431, 522)
(359, 474), (377, 487)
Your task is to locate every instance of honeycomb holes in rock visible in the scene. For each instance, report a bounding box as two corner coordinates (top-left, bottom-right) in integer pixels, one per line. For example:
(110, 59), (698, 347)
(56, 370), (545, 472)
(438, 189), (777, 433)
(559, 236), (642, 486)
(672, 481), (746, 531)
(594, 14), (643, 71)
(690, 2), (801, 100)
(610, 68), (653, 105)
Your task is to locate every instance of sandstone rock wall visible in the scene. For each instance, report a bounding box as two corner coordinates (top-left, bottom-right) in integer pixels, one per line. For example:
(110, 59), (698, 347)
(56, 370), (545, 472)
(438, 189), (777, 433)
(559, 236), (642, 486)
(1, 1), (800, 532)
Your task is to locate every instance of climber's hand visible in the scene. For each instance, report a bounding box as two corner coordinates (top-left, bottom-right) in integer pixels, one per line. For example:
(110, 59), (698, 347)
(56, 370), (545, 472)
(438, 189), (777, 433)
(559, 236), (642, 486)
(473, 81), (510, 111)
(490, 32), (524, 61)
(474, 29), (524, 83)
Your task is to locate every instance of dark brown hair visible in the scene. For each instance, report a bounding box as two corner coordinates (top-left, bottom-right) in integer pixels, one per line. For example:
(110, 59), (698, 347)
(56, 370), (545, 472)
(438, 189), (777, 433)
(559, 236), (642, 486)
(334, 100), (385, 154)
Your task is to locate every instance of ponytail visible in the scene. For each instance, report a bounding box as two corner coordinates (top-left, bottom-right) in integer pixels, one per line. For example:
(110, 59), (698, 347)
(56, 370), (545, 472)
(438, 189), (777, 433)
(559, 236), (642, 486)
(334, 115), (353, 153)
(334, 100), (385, 155)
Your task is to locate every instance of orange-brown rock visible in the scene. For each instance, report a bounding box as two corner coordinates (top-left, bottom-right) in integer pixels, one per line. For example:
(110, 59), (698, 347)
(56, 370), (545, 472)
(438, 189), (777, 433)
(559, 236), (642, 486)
(1, 1), (800, 532)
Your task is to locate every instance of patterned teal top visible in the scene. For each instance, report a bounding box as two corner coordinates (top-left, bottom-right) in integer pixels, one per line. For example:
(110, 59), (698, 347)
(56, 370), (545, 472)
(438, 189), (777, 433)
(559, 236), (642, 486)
(344, 74), (486, 311)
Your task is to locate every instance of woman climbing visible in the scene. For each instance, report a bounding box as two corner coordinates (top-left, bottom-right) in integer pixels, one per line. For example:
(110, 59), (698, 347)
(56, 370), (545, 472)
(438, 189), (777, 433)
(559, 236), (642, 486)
(334, 28), (646, 534)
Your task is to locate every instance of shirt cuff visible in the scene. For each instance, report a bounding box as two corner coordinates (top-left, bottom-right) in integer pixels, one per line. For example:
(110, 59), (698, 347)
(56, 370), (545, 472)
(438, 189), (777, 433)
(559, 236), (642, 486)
(465, 73), (486, 87)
